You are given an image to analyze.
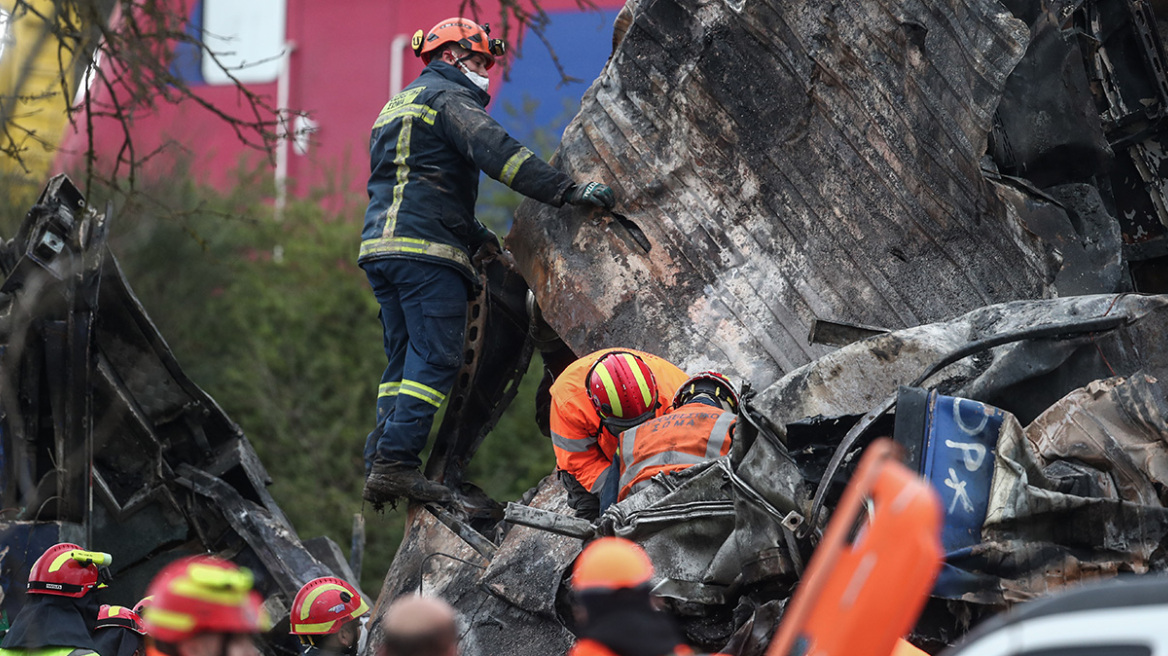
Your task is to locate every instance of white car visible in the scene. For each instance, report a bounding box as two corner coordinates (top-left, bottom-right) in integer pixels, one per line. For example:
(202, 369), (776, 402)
(940, 575), (1168, 656)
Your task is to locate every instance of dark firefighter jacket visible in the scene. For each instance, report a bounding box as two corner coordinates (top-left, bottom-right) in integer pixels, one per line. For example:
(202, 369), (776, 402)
(360, 61), (575, 279)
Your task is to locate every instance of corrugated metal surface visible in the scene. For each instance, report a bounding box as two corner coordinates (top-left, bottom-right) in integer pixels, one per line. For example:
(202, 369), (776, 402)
(510, 0), (1056, 390)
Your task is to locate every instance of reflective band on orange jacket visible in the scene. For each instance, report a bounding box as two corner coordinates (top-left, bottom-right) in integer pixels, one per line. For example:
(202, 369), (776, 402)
(617, 402), (735, 501)
(550, 348), (689, 492)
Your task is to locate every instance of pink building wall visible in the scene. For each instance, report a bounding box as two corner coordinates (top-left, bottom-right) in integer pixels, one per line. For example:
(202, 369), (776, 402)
(58, 0), (624, 198)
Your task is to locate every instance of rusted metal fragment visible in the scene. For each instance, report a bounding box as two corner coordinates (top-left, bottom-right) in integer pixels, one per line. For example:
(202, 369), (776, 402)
(1025, 374), (1168, 506)
(974, 376), (1168, 603)
(510, 0), (1053, 390)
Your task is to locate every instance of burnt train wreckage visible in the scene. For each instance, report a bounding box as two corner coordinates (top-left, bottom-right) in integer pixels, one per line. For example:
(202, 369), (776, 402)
(4, 0), (1168, 654)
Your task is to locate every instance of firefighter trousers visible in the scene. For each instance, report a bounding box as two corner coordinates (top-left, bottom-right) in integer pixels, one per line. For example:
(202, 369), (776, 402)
(361, 258), (468, 471)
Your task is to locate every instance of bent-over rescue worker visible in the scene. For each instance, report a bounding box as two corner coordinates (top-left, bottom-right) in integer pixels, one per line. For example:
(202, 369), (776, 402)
(569, 537), (691, 656)
(378, 595), (459, 656)
(290, 577), (369, 656)
(360, 16), (617, 507)
(617, 372), (739, 501)
(550, 349), (689, 519)
(94, 605), (145, 656)
(0, 543), (111, 656)
(139, 556), (267, 656)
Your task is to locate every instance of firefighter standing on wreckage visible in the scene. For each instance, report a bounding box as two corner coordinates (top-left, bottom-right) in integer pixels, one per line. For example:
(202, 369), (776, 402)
(358, 16), (617, 507)
(550, 349), (690, 519)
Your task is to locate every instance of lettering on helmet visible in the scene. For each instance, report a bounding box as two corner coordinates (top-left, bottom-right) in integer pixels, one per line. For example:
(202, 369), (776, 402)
(46, 583), (63, 590)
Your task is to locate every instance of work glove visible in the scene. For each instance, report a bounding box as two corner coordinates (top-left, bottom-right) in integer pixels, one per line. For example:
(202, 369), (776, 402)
(564, 181), (616, 209)
(472, 239), (517, 271)
(560, 470), (601, 521)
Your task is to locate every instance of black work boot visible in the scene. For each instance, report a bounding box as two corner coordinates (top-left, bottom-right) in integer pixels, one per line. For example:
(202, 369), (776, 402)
(363, 461), (453, 506)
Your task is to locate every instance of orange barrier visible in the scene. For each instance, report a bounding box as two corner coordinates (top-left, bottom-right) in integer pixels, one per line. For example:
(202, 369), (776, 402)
(767, 439), (943, 656)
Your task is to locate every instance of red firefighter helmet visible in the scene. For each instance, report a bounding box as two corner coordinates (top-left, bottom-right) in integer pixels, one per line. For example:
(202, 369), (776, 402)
(411, 17), (506, 69)
(673, 371), (741, 413)
(133, 596), (154, 617)
(27, 543), (111, 598)
(140, 556), (267, 643)
(97, 605), (146, 635)
(289, 577), (369, 636)
(572, 537), (654, 592)
(586, 351), (660, 431)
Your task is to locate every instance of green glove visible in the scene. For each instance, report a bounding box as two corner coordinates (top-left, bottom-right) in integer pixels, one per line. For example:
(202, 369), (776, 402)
(564, 182), (616, 209)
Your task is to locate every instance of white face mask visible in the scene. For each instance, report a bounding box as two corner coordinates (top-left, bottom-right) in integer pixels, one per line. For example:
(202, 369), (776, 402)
(458, 62), (490, 93)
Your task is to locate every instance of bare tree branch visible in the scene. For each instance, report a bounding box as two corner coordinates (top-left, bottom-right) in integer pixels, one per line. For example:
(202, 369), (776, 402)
(1, 0), (604, 206)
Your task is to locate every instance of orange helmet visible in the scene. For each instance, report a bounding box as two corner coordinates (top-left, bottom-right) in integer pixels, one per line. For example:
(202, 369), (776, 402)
(27, 543), (111, 598)
(572, 537), (654, 592)
(97, 605), (146, 635)
(411, 17), (506, 69)
(140, 556), (268, 643)
(587, 352), (660, 432)
(289, 577), (369, 636)
(673, 371), (740, 413)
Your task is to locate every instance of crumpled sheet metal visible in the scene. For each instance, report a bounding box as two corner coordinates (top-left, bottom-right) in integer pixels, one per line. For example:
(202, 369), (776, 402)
(367, 478), (578, 656)
(509, 0), (1053, 393)
(478, 477), (582, 617)
(604, 426), (806, 610)
(756, 294), (1168, 427)
(970, 373), (1168, 604)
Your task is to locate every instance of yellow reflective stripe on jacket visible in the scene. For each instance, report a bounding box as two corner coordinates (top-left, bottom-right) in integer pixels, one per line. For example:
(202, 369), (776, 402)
(500, 147), (533, 186)
(372, 104), (437, 129)
(371, 88), (436, 129)
(400, 380), (446, 408)
(381, 117), (414, 238)
(379, 382), (401, 398)
(0, 647), (98, 656)
(359, 236), (472, 271)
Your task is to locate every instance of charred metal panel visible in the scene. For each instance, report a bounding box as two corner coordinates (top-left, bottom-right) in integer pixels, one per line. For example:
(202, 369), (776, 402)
(988, 4), (1112, 188)
(1073, 0), (1168, 280)
(0, 177), (347, 655)
(756, 294), (1168, 427)
(510, 0), (1054, 390)
(364, 498), (577, 656)
(427, 259), (534, 493)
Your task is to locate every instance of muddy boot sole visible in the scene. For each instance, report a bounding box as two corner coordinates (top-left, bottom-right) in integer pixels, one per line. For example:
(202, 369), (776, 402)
(364, 464), (453, 505)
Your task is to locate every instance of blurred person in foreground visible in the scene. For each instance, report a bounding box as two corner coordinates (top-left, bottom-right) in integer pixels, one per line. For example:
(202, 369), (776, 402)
(139, 556), (267, 656)
(377, 595), (458, 656)
(569, 537), (691, 656)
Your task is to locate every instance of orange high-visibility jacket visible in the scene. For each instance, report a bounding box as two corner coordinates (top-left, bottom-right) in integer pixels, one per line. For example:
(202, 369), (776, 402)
(550, 348), (689, 493)
(617, 402), (735, 501)
(568, 639), (695, 656)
